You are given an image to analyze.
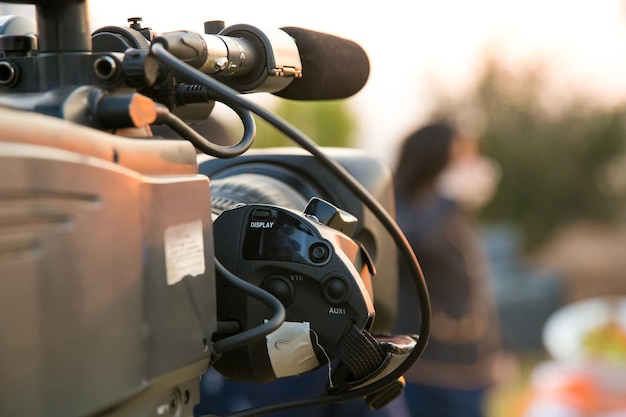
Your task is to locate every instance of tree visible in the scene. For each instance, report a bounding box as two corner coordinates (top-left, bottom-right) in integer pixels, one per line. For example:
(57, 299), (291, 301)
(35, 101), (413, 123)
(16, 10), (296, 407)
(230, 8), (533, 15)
(430, 56), (626, 250)
(251, 99), (357, 148)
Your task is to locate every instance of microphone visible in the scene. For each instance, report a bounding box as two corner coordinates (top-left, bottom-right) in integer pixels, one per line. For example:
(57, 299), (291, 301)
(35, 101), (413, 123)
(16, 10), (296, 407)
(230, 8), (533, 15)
(274, 27), (370, 101)
(151, 25), (370, 100)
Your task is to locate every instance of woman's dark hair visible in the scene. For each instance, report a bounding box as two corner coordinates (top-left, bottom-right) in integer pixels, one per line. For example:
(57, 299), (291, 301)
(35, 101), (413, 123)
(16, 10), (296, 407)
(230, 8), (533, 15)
(394, 119), (457, 196)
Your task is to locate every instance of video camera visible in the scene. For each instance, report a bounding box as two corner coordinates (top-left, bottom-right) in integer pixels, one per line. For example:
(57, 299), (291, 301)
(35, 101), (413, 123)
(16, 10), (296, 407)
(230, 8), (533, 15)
(0, 1), (431, 416)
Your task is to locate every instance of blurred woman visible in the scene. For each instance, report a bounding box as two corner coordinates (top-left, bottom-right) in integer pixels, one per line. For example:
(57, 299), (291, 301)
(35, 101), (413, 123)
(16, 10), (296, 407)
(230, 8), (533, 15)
(392, 119), (504, 417)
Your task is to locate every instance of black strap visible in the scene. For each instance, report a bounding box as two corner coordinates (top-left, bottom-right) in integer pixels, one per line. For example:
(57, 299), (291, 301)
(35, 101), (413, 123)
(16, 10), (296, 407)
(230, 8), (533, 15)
(327, 324), (404, 410)
(335, 323), (386, 381)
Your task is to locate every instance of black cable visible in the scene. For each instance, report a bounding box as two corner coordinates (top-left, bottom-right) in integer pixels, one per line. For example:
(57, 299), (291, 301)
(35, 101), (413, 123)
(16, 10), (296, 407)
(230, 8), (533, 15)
(150, 42), (431, 415)
(211, 258), (286, 356)
(153, 97), (256, 158)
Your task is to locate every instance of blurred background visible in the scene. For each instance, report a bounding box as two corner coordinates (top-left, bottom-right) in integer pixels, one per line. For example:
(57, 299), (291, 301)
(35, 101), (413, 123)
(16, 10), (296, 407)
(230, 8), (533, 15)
(3, 0), (626, 415)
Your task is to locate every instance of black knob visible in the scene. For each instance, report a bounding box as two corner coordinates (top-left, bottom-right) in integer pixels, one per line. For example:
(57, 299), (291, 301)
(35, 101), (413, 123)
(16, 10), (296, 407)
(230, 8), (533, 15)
(321, 275), (351, 305)
(204, 21), (226, 34)
(262, 275), (294, 307)
(309, 242), (330, 263)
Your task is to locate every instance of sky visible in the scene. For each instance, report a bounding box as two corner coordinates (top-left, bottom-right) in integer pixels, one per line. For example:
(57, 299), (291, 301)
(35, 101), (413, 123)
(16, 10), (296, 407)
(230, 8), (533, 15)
(4, 1), (626, 165)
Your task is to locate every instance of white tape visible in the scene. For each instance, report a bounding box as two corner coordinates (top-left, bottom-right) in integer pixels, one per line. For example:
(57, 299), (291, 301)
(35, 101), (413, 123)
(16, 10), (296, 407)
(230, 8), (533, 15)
(266, 321), (320, 378)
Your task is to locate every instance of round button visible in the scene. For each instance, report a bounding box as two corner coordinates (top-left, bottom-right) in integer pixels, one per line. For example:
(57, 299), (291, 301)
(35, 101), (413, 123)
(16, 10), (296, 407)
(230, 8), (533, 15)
(321, 275), (351, 305)
(309, 242), (330, 263)
(262, 275), (294, 307)
(327, 278), (348, 300)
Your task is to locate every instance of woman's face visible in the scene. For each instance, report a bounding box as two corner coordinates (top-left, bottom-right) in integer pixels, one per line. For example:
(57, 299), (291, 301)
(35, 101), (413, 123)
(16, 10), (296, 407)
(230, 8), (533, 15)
(437, 134), (501, 211)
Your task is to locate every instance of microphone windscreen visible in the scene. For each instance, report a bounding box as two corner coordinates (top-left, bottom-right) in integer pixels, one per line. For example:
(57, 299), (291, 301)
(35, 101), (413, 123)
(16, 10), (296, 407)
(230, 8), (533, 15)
(274, 27), (370, 100)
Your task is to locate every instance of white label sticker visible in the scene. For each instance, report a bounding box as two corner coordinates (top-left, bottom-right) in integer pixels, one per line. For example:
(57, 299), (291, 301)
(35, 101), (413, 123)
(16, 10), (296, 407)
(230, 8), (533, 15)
(164, 220), (206, 285)
(266, 321), (320, 378)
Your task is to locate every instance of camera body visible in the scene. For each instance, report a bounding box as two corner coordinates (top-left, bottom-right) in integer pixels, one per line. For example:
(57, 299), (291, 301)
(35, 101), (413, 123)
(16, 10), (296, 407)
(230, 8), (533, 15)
(0, 109), (398, 417)
(0, 2), (418, 416)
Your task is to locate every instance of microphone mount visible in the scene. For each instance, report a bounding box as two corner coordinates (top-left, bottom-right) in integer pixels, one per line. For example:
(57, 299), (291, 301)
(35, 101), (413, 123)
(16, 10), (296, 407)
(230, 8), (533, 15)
(0, 0), (163, 129)
(0, 0), (304, 130)
(149, 23), (302, 94)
